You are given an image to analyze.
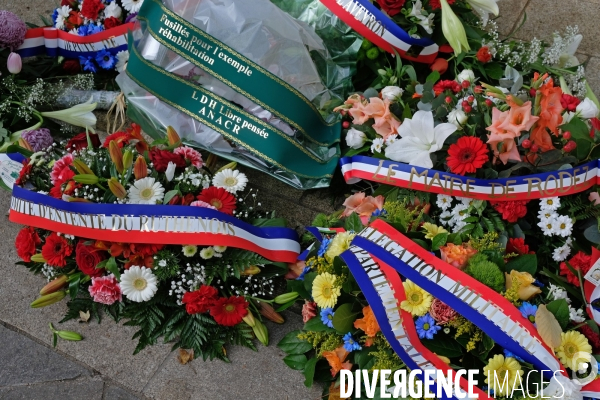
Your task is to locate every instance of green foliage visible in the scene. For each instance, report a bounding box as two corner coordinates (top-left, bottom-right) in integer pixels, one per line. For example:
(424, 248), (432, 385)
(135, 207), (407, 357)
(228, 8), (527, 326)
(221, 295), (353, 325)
(152, 250), (181, 281)
(465, 253), (505, 292)
(383, 199), (423, 232)
(60, 292), (101, 324)
(219, 249), (270, 279)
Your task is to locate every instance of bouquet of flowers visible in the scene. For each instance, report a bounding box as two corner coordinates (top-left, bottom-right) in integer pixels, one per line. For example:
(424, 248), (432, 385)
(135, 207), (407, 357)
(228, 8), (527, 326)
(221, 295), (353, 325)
(10, 124), (300, 361)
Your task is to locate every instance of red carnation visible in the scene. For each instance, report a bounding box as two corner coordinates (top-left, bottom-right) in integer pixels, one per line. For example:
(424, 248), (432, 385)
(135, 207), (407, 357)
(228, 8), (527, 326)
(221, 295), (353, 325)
(560, 251), (591, 287)
(15, 160), (32, 186)
(428, 0), (455, 10)
(66, 132), (101, 152)
(506, 238), (533, 255)
(131, 243), (164, 257)
(62, 59), (81, 74)
(580, 324), (600, 352)
(75, 241), (106, 277)
(196, 187), (237, 215)
(476, 46), (492, 64)
(149, 148), (187, 173)
(80, 0), (104, 20)
(446, 136), (488, 175)
(41, 232), (73, 267)
(15, 226), (41, 262)
(376, 0), (406, 16)
(433, 80), (461, 96)
(429, 299), (457, 325)
(490, 200), (529, 223)
(182, 285), (219, 314)
(560, 94), (581, 112)
(103, 17), (121, 29)
(102, 132), (130, 148)
(209, 296), (249, 326)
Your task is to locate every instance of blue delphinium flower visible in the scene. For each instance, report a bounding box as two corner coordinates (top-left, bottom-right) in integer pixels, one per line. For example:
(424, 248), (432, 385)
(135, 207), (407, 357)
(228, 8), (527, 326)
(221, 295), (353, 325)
(317, 237), (331, 257)
(88, 24), (104, 35)
(79, 56), (97, 73)
(415, 313), (441, 339)
(503, 349), (524, 362)
(51, 8), (59, 25)
(320, 308), (334, 328)
(372, 208), (387, 217)
(295, 266), (311, 281)
(96, 49), (116, 70)
(77, 25), (89, 36)
(343, 333), (361, 352)
(519, 302), (538, 326)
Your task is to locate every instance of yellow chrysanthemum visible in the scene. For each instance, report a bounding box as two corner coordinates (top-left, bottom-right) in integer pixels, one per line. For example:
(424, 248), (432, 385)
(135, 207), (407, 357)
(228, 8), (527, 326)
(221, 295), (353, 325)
(325, 232), (356, 263)
(312, 272), (341, 309)
(421, 223), (448, 240)
(483, 354), (524, 396)
(557, 331), (592, 371)
(400, 280), (432, 316)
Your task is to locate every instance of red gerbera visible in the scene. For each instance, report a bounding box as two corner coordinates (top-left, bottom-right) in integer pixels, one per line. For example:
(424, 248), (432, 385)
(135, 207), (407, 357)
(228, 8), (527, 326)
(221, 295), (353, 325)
(560, 251), (591, 287)
(15, 226), (41, 262)
(428, 0), (455, 9)
(41, 232), (73, 267)
(209, 296), (248, 326)
(102, 132), (130, 148)
(490, 200), (529, 223)
(196, 187), (237, 215)
(446, 136), (488, 175)
(433, 80), (461, 96)
(182, 285), (219, 314)
(506, 237), (533, 255)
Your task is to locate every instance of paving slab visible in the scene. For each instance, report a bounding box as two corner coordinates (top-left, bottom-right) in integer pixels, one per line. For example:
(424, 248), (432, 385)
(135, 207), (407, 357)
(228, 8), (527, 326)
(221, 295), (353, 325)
(495, 0), (531, 36)
(104, 384), (144, 400)
(0, 378), (105, 400)
(0, 0), (54, 25)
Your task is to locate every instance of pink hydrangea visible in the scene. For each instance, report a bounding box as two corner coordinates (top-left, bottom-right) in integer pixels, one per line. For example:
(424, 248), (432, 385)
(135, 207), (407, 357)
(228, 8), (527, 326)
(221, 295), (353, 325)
(50, 153), (74, 185)
(88, 275), (122, 305)
(174, 146), (203, 168)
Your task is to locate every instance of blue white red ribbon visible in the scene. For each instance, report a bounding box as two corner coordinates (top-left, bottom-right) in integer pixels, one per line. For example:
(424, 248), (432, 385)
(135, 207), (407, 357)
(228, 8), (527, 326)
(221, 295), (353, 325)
(9, 185), (300, 263)
(340, 155), (599, 201)
(16, 24), (133, 58)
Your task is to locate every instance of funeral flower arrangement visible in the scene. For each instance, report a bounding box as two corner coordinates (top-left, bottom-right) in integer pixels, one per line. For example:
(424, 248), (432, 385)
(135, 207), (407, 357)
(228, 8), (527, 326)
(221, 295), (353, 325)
(277, 186), (600, 399)
(11, 125), (297, 361)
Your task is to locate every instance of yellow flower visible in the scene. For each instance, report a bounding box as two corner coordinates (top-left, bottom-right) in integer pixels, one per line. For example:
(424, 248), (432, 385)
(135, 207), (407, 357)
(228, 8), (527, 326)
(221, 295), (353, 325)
(505, 270), (542, 301)
(483, 354), (524, 396)
(422, 223), (448, 240)
(325, 232), (356, 263)
(312, 273), (341, 309)
(557, 331), (592, 371)
(400, 280), (432, 316)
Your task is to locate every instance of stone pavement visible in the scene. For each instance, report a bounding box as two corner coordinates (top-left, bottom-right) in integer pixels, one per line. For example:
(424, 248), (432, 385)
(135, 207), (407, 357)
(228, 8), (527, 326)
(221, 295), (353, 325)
(1, 0), (600, 399)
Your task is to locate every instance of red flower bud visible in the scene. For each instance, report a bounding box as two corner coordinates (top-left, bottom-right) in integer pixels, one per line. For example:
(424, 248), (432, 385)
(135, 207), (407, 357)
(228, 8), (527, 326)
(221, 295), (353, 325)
(530, 144), (540, 153)
(485, 99), (493, 107)
(445, 96), (452, 104)
(529, 88), (537, 97)
(563, 131), (571, 140)
(461, 80), (470, 89)
(342, 121), (350, 129)
(463, 105), (472, 113)
(521, 139), (532, 149)
(430, 58), (449, 74)
(468, 95), (475, 103)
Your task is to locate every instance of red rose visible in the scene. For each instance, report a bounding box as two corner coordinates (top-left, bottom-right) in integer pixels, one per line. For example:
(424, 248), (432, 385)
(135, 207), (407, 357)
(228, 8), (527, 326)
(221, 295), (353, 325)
(150, 148), (187, 172)
(15, 226), (41, 262)
(80, 0), (104, 20)
(103, 17), (121, 29)
(490, 200), (529, 223)
(62, 59), (81, 74)
(476, 46), (492, 64)
(560, 251), (591, 287)
(376, 0), (406, 16)
(66, 132), (101, 152)
(560, 94), (581, 112)
(182, 285), (219, 314)
(506, 237), (533, 255)
(41, 232), (73, 267)
(75, 241), (106, 277)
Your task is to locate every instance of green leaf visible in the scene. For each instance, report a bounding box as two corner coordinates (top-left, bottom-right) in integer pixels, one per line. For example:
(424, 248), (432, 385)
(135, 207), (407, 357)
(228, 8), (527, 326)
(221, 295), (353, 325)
(304, 316), (335, 332)
(426, 70), (440, 83)
(277, 330), (313, 354)
(576, 139), (592, 160)
(275, 299), (297, 312)
(504, 254), (537, 275)
(484, 62), (504, 80)
(584, 224), (600, 244)
(287, 280), (310, 300)
(344, 213), (364, 232)
(332, 303), (360, 333)
(344, 145), (370, 157)
(283, 354), (308, 370)
(303, 272), (317, 295)
(560, 117), (592, 142)
(547, 299), (570, 329)
(587, 320), (600, 334)
(162, 190), (179, 205)
(252, 218), (288, 227)
(68, 273), (81, 299)
(421, 335), (464, 358)
(303, 357), (318, 387)
(431, 232), (448, 251)
(105, 257), (120, 280)
(53, 332), (57, 348)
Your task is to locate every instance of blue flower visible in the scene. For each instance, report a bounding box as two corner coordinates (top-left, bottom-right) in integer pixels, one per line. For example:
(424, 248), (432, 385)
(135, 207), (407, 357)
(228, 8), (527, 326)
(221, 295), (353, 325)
(372, 209), (387, 217)
(79, 56), (97, 73)
(96, 50), (116, 70)
(318, 237), (332, 257)
(343, 333), (361, 352)
(503, 349), (524, 362)
(88, 24), (104, 35)
(51, 9), (59, 25)
(295, 266), (311, 281)
(77, 25), (89, 36)
(320, 308), (334, 328)
(415, 313), (441, 339)
(519, 302), (538, 326)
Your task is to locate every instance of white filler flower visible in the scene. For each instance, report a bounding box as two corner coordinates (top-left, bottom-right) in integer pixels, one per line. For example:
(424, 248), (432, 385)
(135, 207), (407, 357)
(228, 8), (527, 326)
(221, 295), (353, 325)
(120, 266), (158, 302)
(212, 169), (248, 194)
(128, 177), (165, 204)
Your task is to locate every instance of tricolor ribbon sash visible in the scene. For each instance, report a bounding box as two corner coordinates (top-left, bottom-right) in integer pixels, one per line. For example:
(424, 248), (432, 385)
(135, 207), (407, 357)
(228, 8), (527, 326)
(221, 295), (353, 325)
(9, 186), (300, 263)
(341, 155), (599, 201)
(319, 0), (439, 63)
(16, 24), (134, 58)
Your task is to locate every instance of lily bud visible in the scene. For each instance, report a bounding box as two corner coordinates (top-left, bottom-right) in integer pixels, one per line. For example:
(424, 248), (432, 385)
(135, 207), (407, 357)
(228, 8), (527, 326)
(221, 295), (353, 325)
(258, 302), (284, 324)
(56, 330), (83, 341)
(74, 174), (99, 185)
(273, 292), (299, 305)
(440, 0), (470, 56)
(18, 138), (33, 151)
(122, 150), (133, 170)
(31, 291), (66, 308)
(241, 265), (261, 276)
(7, 52), (22, 74)
(108, 178), (127, 199)
(134, 156), (148, 180)
(167, 126), (181, 145)
(216, 161), (237, 173)
(72, 158), (94, 175)
(242, 310), (256, 327)
(109, 141), (124, 174)
(40, 275), (68, 295)
(252, 320), (269, 346)
(30, 254), (47, 263)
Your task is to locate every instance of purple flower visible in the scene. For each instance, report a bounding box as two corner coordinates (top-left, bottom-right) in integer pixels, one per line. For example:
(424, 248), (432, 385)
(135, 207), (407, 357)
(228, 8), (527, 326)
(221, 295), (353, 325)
(125, 13), (138, 23)
(21, 128), (53, 152)
(0, 10), (27, 50)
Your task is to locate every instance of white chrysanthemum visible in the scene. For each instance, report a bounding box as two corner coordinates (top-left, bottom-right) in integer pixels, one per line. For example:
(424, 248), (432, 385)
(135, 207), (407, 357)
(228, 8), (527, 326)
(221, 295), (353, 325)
(459, 197), (476, 207)
(548, 284), (571, 303)
(553, 215), (573, 237)
(439, 210), (453, 226)
(200, 247), (214, 260)
(569, 306), (586, 323)
(540, 197), (560, 211)
(115, 50), (129, 73)
(213, 245), (227, 253)
(553, 244), (571, 262)
(212, 169), (248, 194)
(436, 194), (453, 210)
(385, 134), (399, 145)
(104, 1), (122, 18)
(537, 218), (556, 236)
(538, 209), (558, 221)
(121, 0), (144, 13)
(165, 162), (176, 182)
(371, 138), (384, 153)
(120, 266), (158, 302)
(128, 177), (165, 204)
(182, 245), (197, 257)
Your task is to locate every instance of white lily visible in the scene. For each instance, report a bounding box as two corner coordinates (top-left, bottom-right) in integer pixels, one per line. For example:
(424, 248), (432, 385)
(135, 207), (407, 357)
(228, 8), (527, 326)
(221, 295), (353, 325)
(385, 111), (457, 168)
(465, 0), (499, 26)
(41, 97), (97, 133)
(440, 0), (470, 55)
(558, 34), (583, 68)
(409, 0), (435, 34)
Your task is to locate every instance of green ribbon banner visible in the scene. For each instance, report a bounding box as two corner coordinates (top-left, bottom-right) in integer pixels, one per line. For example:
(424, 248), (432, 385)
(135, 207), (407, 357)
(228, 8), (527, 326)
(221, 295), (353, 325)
(125, 37), (338, 180)
(137, 0), (341, 147)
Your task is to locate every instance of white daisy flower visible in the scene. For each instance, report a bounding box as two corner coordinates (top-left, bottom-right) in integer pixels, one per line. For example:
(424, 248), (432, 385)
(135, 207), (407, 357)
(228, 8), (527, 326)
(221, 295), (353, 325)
(548, 284), (571, 303)
(115, 50), (129, 73)
(385, 134), (399, 145)
(213, 245), (227, 253)
(128, 177), (165, 204)
(540, 197), (560, 211)
(436, 194), (453, 210)
(165, 161), (176, 182)
(552, 244), (571, 262)
(104, 1), (122, 18)
(569, 306), (586, 323)
(182, 245), (198, 257)
(538, 209), (558, 221)
(537, 218), (555, 236)
(120, 266), (158, 302)
(458, 197), (476, 207)
(553, 215), (573, 237)
(212, 169), (248, 194)
(439, 210), (453, 226)
(371, 138), (385, 153)
(121, 0), (144, 13)
(200, 247), (214, 260)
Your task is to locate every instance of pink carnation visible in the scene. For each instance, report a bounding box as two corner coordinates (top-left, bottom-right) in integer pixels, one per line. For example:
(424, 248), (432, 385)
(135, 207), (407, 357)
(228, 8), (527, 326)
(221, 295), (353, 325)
(302, 300), (317, 323)
(174, 146), (203, 168)
(88, 275), (122, 305)
(190, 200), (217, 209)
(50, 153), (74, 185)
(429, 299), (457, 325)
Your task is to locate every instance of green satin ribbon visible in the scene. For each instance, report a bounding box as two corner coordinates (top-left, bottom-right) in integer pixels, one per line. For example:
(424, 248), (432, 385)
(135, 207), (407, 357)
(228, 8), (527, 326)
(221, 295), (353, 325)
(125, 37), (339, 179)
(137, 0), (341, 147)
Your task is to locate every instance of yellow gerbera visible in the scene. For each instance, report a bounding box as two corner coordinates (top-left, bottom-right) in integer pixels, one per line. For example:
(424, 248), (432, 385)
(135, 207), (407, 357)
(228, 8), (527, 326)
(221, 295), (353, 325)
(325, 232), (356, 263)
(421, 223), (448, 240)
(400, 280), (432, 316)
(312, 272), (341, 309)
(483, 354), (524, 396)
(557, 331), (592, 371)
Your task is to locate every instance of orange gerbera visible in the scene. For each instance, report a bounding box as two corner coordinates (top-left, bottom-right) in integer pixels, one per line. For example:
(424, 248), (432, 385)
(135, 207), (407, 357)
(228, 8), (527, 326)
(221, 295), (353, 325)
(354, 306), (381, 337)
(322, 346), (352, 377)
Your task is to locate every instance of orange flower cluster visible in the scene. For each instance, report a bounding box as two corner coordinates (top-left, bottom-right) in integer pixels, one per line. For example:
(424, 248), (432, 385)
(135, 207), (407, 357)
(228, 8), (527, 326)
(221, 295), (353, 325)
(336, 94), (400, 139)
(440, 243), (477, 269)
(530, 75), (564, 151)
(354, 306), (381, 341)
(323, 346), (352, 377)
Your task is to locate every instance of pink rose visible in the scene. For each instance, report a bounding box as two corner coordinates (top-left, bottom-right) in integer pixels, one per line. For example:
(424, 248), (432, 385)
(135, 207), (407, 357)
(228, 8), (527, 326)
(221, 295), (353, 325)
(88, 275), (122, 305)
